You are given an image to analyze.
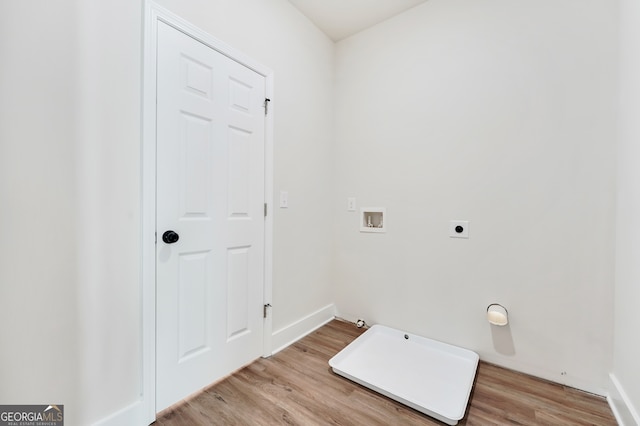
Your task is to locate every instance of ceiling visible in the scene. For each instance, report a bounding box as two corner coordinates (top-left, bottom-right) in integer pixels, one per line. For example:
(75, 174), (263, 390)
(287, 0), (429, 42)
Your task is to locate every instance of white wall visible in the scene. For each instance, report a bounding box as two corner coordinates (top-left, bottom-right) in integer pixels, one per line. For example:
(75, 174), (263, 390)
(0, 1), (80, 424)
(75, 1), (143, 423)
(0, 0), (335, 424)
(333, 0), (618, 394)
(612, 0), (640, 422)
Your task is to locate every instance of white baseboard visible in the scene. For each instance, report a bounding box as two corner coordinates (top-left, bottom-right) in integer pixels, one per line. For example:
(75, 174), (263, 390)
(92, 399), (150, 426)
(478, 353), (608, 397)
(608, 373), (640, 426)
(270, 303), (336, 354)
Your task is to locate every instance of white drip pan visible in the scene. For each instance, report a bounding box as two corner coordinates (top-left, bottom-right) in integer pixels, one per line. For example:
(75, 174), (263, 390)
(329, 324), (479, 425)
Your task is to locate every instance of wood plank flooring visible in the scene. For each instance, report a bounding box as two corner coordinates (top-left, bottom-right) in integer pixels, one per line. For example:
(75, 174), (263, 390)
(155, 320), (617, 425)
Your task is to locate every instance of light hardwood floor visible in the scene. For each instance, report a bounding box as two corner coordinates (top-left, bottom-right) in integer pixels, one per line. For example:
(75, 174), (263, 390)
(155, 320), (617, 425)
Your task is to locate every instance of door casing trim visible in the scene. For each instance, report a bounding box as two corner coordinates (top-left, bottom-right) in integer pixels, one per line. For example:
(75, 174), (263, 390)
(142, 1), (274, 422)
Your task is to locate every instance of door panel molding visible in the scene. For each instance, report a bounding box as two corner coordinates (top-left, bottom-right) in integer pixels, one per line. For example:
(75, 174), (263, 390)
(142, 1), (273, 422)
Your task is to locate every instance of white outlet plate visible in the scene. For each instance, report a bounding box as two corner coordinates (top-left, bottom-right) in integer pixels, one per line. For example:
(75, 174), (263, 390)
(449, 220), (469, 238)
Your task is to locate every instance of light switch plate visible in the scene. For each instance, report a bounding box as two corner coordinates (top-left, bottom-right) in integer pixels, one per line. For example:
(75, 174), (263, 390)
(279, 191), (288, 208)
(347, 198), (356, 211)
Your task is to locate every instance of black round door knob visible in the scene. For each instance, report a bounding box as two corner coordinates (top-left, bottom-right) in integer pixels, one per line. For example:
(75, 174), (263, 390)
(162, 230), (179, 244)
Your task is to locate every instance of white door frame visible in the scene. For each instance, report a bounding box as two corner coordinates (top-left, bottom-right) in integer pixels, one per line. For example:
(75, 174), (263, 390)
(142, 1), (274, 422)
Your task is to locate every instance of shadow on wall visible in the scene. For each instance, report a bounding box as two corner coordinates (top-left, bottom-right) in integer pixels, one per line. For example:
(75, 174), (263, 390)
(490, 324), (516, 356)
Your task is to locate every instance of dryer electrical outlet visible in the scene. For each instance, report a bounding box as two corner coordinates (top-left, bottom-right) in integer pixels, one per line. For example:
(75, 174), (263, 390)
(449, 220), (469, 239)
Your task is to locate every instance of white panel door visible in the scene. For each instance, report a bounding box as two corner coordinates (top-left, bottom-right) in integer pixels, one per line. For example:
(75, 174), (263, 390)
(156, 21), (265, 411)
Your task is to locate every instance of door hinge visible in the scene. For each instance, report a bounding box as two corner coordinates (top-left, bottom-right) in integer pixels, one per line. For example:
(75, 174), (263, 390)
(263, 303), (272, 318)
(264, 203), (267, 217)
(264, 98), (271, 116)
